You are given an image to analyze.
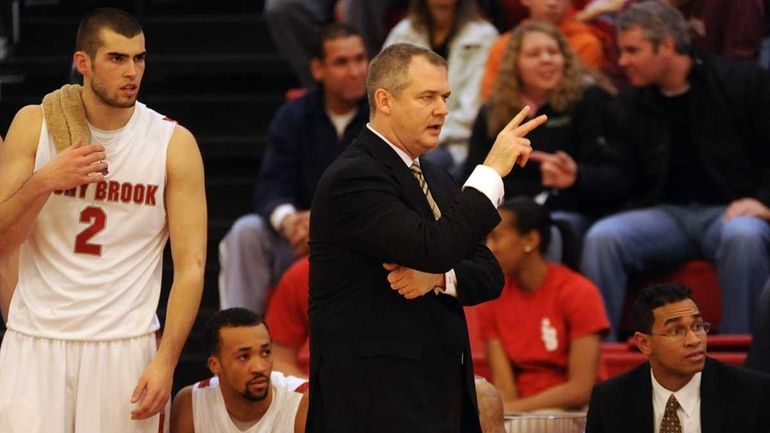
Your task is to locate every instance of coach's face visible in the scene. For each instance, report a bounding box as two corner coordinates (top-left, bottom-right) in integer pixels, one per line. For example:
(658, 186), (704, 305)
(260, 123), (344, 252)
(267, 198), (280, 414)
(387, 55), (450, 158)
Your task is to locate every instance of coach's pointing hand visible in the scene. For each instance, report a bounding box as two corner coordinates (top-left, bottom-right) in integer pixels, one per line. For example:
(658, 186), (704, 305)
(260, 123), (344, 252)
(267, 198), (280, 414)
(483, 106), (547, 178)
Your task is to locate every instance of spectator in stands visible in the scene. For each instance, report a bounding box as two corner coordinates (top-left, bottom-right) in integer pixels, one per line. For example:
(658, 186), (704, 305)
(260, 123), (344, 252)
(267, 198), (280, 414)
(218, 23), (368, 314)
(575, 0), (628, 24)
(465, 22), (615, 243)
(264, 258), (310, 378)
(580, 1), (770, 340)
(264, 0), (404, 86)
(481, 0), (607, 101)
(667, 0), (765, 62)
(478, 197), (609, 412)
(264, 0), (336, 87)
(383, 0), (499, 177)
(341, 0), (409, 57)
(745, 278), (770, 375)
(170, 308), (309, 433)
(579, 0), (765, 62)
(586, 283), (770, 433)
(264, 258), (507, 433)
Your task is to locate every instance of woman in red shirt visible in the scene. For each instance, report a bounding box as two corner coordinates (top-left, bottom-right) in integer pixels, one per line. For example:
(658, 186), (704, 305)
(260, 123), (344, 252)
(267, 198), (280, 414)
(479, 197), (610, 412)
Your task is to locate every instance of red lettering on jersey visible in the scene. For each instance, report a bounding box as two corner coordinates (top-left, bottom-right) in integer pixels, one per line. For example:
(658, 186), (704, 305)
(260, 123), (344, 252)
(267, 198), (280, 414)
(197, 378), (212, 389)
(53, 190), (63, 195)
(145, 185), (158, 206)
(294, 382), (310, 393)
(120, 182), (133, 203)
(75, 206), (106, 256)
(95, 181), (107, 200)
(82, 181), (157, 206)
(107, 181), (120, 201)
(133, 184), (145, 204)
(63, 188), (76, 197)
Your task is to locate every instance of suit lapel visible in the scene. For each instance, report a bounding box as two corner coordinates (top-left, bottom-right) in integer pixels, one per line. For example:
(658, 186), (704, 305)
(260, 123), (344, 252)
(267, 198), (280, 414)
(700, 358), (724, 433)
(359, 128), (437, 219)
(627, 364), (655, 433)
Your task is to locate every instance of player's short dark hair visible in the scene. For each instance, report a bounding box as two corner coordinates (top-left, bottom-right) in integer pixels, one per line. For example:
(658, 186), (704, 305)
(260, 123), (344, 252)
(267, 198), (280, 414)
(76, 7), (143, 58)
(311, 22), (364, 60)
(203, 308), (269, 356)
(632, 283), (693, 333)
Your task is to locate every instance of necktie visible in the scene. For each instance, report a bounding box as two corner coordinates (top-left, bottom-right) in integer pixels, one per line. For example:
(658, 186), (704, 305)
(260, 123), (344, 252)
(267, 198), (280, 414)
(660, 394), (682, 433)
(410, 163), (441, 220)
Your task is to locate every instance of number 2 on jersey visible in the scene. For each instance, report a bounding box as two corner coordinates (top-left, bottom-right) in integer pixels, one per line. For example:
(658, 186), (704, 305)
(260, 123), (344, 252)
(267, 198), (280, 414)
(75, 206), (106, 255)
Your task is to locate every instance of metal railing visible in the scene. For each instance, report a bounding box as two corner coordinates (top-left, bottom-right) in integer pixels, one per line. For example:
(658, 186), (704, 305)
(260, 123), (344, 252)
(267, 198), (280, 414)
(504, 412), (587, 433)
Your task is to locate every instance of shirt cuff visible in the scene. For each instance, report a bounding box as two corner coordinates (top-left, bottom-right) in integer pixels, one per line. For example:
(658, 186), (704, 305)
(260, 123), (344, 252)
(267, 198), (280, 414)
(463, 165), (504, 208)
(439, 269), (458, 297)
(270, 204), (297, 232)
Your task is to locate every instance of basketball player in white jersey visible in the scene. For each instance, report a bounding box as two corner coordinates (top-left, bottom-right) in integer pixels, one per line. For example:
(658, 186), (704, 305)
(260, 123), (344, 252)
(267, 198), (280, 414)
(0, 8), (206, 433)
(170, 308), (309, 433)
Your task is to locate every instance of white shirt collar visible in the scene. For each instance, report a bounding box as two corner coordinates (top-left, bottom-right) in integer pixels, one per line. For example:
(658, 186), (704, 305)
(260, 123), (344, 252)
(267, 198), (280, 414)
(367, 123), (417, 168)
(651, 369), (702, 418)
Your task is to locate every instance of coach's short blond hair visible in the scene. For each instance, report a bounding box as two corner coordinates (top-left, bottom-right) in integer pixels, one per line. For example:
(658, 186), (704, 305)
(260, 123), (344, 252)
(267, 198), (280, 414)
(366, 43), (447, 116)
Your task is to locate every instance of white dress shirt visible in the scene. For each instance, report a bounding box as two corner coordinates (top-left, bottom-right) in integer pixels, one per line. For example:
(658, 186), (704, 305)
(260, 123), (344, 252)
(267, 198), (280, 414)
(651, 370), (702, 433)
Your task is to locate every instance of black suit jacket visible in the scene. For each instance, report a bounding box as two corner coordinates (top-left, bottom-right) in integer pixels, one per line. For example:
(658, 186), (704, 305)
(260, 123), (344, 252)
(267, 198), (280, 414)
(586, 357), (770, 433)
(306, 128), (504, 433)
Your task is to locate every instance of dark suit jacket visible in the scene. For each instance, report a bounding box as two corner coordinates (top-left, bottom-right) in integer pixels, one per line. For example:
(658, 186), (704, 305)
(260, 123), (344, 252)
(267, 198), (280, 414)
(307, 128), (504, 433)
(586, 357), (770, 433)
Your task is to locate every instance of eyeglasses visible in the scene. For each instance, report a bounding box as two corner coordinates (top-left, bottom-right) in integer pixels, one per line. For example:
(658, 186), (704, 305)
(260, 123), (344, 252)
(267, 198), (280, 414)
(649, 322), (711, 340)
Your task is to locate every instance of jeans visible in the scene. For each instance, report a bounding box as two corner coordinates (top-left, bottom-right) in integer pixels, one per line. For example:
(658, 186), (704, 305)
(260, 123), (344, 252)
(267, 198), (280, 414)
(581, 205), (770, 340)
(546, 211), (592, 266)
(264, 0), (333, 87)
(218, 214), (297, 314)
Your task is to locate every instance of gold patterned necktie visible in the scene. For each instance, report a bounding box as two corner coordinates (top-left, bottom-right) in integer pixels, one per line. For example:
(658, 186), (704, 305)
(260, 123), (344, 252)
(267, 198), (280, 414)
(410, 163), (441, 220)
(660, 394), (682, 433)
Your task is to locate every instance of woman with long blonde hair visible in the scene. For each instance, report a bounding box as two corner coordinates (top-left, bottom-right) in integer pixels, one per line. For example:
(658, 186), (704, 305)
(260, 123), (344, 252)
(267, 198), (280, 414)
(465, 21), (615, 239)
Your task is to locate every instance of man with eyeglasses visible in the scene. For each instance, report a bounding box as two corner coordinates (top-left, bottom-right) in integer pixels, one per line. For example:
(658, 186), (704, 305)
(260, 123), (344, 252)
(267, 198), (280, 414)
(585, 283), (770, 433)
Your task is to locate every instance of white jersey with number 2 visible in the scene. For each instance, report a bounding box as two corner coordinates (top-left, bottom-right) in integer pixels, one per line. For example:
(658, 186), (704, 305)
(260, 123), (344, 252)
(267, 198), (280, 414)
(8, 101), (176, 340)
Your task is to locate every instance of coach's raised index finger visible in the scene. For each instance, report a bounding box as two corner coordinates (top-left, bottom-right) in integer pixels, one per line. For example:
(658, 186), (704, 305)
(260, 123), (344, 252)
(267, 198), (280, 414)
(514, 114), (548, 137)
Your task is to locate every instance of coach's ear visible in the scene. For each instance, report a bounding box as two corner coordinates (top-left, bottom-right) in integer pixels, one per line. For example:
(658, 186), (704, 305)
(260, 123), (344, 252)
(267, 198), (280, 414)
(374, 88), (392, 116)
(208, 356), (221, 376)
